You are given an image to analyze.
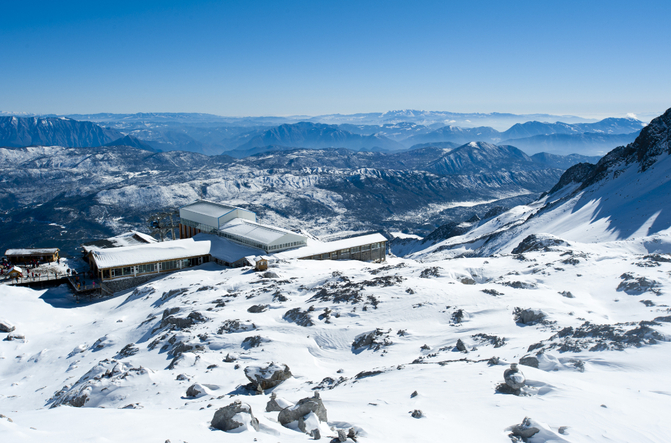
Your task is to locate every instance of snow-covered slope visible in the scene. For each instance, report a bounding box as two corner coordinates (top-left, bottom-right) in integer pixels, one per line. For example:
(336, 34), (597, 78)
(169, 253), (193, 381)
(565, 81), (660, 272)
(2, 234), (671, 441)
(408, 107), (671, 260)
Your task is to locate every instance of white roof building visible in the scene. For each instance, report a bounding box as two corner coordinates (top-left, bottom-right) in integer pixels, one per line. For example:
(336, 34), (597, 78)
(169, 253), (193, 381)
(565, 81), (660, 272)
(179, 200), (256, 233)
(218, 218), (307, 252)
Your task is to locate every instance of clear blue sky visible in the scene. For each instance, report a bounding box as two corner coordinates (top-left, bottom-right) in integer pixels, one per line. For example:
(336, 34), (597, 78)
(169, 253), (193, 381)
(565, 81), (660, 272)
(1, 0), (669, 118)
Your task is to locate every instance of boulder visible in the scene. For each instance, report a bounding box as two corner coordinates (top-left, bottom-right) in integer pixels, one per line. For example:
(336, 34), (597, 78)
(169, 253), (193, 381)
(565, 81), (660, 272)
(247, 304), (269, 313)
(510, 417), (540, 440)
(186, 383), (209, 398)
(262, 271), (279, 279)
(211, 400), (259, 432)
(513, 308), (546, 326)
(244, 362), (292, 390)
(278, 392), (328, 434)
(456, 338), (468, 352)
(0, 320), (16, 333)
(504, 364), (525, 390)
(518, 354), (539, 368)
(266, 392), (294, 412)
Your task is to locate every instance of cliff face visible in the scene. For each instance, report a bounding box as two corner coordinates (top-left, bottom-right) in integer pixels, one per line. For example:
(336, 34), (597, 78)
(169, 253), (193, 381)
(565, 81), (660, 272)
(551, 107), (671, 192)
(0, 116), (122, 148)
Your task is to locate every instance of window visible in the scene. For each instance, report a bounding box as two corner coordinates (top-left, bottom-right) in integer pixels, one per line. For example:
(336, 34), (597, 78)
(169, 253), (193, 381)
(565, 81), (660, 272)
(122, 266), (133, 276)
(137, 263), (156, 274)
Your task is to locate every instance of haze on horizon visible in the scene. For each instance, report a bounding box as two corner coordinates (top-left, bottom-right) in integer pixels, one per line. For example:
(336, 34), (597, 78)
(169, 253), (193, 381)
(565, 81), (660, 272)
(1, 0), (669, 120)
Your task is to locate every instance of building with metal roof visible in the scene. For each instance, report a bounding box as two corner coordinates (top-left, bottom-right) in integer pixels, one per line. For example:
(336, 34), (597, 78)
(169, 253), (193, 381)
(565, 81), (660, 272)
(179, 200), (256, 239)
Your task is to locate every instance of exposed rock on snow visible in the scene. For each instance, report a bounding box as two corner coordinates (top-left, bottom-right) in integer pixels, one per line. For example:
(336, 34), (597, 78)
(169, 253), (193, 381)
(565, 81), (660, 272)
(283, 307), (314, 326)
(617, 273), (661, 295)
(49, 359), (150, 408)
(410, 409), (423, 418)
(159, 311), (208, 331)
(211, 400), (260, 432)
(241, 335), (269, 349)
(518, 354), (539, 368)
(266, 391), (294, 412)
(3, 333), (25, 342)
(115, 343), (139, 359)
(511, 234), (570, 254)
(0, 319), (16, 333)
(217, 319), (256, 334)
(247, 304), (269, 313)
(497, 363), (526, 395)
(278, 392), (328, 434)
(513, 308), (546, 326)
(456, 338), (468, 352)
(185, 383), (216, 398)
(528, 321), (666, 353)
(509, 417), (540, 441)
(351, 329), (392, 352)
(244, 362), (292, 390)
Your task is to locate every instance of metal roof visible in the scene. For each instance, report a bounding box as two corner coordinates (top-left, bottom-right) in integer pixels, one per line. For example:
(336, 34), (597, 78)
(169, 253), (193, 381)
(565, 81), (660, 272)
(219, 219), (302, 245)
(179, 200), (238, 218)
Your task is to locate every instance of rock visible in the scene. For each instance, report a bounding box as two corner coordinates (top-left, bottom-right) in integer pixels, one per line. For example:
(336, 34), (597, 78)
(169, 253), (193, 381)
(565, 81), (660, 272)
(512, 234), (570, 254)
(176, 374), (189, 381)
(518, 355), (539, 368)
(513, 308), (546, 326)
(3, 333), (25, 342)
(311, 428), (321, 440)
(266, 392), (294, 412)
(456, 338), (468, 352)
(278, 392), (328, 433)
(160, 311), (207, 330)
(411, 409), (423, 418)
(504, 364), (525, 390)
(337, 429), (348, 442)
(244, 362), (292, 390)
(351, 328), (392, 351)
(247, 304), (269, 313)
(510, 417), (540, 440)
(241, 335), (268, 349)
(262, 271), (279, 279)
(115, 343), (139, 359)
(0, 320), (16, 333)
(186, 383), (208, 398)
(223, 353), (237, 362)
(558, 426), (568, 435)
(410, 390), (418, 398)
(283, 308), (314, 327)
(211, 400), (259, 432)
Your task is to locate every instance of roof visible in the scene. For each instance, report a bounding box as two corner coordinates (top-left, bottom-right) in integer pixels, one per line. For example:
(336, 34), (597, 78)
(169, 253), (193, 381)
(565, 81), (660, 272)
(82, 231), (157, 253)
(194, 233), (265, 264)
(5, 248), (59, 256)
(180, 200), (237, 218)
(219, 218), (303, 245)
(91, 238), (211, 269)
(274, 233), (387, 259)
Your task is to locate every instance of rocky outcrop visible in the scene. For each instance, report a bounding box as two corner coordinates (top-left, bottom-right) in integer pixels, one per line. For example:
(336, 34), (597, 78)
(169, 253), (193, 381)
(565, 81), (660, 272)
(513, 308), (546, 326)
(512, 234), (570, 254)
(211, 400), (259, 432)
(266, 392), (294, 412)
(278, 392), (328, 434)
(244, 363), (292, 390)
(0, 319), (16, 333)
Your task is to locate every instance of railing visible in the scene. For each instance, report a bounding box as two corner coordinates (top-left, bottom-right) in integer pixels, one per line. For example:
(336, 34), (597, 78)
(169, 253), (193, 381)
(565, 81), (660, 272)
(2, 272), (66, 285)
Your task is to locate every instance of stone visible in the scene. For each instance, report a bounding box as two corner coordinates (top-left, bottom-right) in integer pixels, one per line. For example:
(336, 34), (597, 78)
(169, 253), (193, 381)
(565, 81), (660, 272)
(266, 392), (294, 412)
(244, 362), (292, 390)
(504, 364), (525, 390)
(510, 417), (540, 439)
(411, 409), (423, 418)
(410, 390), (418, 398)
(247, 304), (269, 313)
(262, 271), (279, 279)
(337, 429), (348, 442)
(456, 338), (468, 352)
(186, 383), (209, 398)
(519, 355), (539, 368)
(513, 308), (546, 326)
(0, 320), (16, 333)
(278, 392), (328, 433)
(211, 400), (259, 432)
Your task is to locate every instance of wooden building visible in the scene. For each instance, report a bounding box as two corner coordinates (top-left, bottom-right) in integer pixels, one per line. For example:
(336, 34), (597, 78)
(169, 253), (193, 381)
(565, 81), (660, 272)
(5, 248), (60, 264)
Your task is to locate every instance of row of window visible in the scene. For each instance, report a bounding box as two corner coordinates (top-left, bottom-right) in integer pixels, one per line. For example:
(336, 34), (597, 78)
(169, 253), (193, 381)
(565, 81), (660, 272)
(305, 242), (386, 260)
(268, 241), (307, 251)
(102, 257), (205, 279)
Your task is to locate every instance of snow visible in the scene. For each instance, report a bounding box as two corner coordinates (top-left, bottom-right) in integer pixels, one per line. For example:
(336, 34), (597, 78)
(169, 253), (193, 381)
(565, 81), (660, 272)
(179, 200), (237, 218)
(220, 218), (303, 245)
(195, 233), (264, 264)
(2, 227), (671, 442)
(5, 248), (59, 256)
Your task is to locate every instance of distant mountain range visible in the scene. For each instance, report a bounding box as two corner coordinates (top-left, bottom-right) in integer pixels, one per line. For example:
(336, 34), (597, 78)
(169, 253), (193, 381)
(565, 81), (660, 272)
(0, 112), (645, 157)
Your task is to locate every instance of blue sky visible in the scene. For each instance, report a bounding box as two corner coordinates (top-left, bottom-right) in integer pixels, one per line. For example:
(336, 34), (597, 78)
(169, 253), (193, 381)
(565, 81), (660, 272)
(1, 0), (669, 118)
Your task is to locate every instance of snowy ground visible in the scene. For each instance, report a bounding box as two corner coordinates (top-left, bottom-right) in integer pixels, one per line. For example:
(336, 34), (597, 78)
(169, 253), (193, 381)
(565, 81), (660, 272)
(2, 231), (671, 442)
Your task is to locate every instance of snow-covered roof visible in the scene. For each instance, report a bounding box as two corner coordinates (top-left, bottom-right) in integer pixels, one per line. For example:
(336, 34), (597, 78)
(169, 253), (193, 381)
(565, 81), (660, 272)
(5, 248), (59, 256)
(219, 218), (304, 245)
(82, 231), (157, 253)
(193, 233), (264, 264)
(274, 233), (387, 259)
(91, 238), (211, 269)
(180, 200), (237, 218)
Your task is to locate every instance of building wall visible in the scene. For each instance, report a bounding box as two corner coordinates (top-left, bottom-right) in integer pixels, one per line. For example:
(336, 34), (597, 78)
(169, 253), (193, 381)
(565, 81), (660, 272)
(219, 209), (256, 226)
(301, 241), (386, 262)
